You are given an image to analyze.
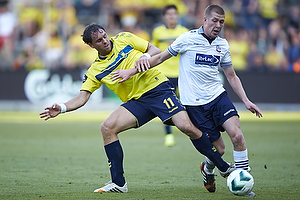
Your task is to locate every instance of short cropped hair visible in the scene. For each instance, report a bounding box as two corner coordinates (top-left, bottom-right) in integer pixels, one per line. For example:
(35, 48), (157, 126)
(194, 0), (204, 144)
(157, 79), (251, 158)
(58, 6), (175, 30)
(204, 5), (225, 17)
(81, 23), (105, 44)
(162, 4), (177, 15)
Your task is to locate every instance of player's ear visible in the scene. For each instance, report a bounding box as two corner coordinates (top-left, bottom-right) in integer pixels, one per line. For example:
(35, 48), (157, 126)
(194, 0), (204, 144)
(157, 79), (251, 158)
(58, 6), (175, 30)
(88, 43), (94, 48)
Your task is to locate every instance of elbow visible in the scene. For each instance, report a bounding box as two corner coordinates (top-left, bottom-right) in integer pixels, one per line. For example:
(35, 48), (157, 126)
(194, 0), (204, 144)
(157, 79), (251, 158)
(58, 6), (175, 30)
(81, 95), (90, 107)
(226, 74), (237, 83)
(148, 43), (161, 55)
(152, 47), (161, 56)
(153, 43), (161, 54)
(78, 90), (91, 108)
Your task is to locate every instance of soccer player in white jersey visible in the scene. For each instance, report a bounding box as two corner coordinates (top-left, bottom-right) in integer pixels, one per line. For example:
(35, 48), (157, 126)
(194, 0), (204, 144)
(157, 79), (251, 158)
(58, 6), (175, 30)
(40, 23), (235, 193)
(114, 4), (262, 197)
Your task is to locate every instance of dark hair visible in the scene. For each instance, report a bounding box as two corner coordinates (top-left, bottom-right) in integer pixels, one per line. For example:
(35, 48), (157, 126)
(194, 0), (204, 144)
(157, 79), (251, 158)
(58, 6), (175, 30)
(204, 5), (225, 17)
(162, 4), (177, 15)
(0, 0), (9, 7)
(81, 23), (105, 44)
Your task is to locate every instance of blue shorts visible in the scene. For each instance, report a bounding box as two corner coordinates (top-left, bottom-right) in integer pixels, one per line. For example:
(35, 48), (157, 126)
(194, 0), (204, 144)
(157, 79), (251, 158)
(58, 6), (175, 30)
(185, 92), (239, 143)
(168, 77), (179, 96)
(121, 81), (185, 127)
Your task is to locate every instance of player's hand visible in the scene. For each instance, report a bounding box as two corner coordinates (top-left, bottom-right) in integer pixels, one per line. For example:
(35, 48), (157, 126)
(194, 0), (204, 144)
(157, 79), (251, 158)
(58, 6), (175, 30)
(245, 101), (263, 118)
(39, 103), (61, 121)
(110, 68), (138, 83)
(135, 56), (150, 72)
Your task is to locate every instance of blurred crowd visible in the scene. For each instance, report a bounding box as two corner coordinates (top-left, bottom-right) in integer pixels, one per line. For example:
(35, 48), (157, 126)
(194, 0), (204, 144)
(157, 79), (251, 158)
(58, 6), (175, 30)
(0, 0), (299, 73)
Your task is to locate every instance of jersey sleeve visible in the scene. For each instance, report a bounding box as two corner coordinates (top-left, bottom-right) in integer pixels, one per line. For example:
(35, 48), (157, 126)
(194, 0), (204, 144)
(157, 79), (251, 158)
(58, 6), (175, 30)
(80, 73), (102, 93)
(220, 49), (233, 68)
(167, 32), (189, 56)
(122, 32), (149, 53)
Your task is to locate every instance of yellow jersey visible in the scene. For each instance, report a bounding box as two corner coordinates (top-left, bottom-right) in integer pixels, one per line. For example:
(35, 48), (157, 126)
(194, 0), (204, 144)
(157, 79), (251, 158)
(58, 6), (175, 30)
(151, 24), (188, 77)
(81, 32), (168, 102)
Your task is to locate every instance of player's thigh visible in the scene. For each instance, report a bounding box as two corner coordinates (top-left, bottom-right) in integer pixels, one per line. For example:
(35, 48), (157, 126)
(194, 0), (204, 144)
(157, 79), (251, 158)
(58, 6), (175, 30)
(171, 111), (202, 138)
(171, 111), (190, 128)
(101, 106), (137, 133)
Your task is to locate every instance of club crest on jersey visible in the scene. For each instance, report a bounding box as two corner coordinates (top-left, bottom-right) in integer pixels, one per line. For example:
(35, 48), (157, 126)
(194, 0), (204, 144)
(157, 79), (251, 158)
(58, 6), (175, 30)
(195, 53), (220, 66)
(216, 45), (221, 53)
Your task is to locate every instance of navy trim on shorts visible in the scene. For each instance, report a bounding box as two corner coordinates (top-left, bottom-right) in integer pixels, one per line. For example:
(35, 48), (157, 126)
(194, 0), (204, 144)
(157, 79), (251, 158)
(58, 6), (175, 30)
(167, 77), (179, 96)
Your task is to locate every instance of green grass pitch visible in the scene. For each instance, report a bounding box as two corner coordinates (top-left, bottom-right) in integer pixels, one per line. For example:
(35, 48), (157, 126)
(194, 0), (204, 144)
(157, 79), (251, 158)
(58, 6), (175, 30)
(0, 111), (299, 199)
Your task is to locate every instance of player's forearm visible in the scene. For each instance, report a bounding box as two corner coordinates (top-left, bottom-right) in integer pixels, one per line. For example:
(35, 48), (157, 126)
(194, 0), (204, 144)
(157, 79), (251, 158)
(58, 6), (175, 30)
(148, 55), (163, 69)
(127, 68), (139, 77)
(135, 50), (172, 73)
(149, 50), (172, 69)
(227, 76), (249, 103)
(63, 91), (91, 112)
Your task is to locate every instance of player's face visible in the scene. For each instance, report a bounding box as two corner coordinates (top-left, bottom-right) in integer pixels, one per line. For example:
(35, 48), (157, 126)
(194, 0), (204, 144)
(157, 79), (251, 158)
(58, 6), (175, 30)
(203, 11), (225, 39)
(89, 29), (111, 56)
(164, 8), (178, 26)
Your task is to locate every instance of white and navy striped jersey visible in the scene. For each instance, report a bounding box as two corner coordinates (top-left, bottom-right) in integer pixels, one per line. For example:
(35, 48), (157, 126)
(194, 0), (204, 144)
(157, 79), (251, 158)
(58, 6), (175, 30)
(167, 26), (232, 105)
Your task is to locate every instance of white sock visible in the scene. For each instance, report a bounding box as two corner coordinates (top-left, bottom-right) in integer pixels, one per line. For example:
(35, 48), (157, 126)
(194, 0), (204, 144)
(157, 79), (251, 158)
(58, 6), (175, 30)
(204, 157), (215, 174)
(233, 149), (249, 171)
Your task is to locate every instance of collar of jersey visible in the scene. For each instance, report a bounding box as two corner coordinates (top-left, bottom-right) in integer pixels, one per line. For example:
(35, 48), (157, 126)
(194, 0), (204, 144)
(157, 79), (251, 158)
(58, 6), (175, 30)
(163, 24), (178, 30)
(97, 40), (114, 60)
(198, 26), (205, 34)
(198, 26), (216, 44)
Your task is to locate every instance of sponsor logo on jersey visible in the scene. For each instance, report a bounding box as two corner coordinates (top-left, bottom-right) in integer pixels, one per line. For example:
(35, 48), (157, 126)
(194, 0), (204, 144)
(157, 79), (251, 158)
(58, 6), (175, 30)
(193, 42), (204, 46)
(195, 53), (220, 66)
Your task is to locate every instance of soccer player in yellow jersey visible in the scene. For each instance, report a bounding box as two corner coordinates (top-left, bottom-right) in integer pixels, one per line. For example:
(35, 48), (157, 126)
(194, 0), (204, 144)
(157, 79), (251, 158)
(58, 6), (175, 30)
(152, 5), (189, 147)
(40, 23), (234, 193)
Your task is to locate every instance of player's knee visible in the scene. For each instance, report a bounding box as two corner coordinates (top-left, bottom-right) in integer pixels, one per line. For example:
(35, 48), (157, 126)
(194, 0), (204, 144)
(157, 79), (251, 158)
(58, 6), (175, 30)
(100, 122), (115, 144)
(100, 121), (112, 135)
(177, 123), (200, 138)
(176, 123), (189, 134)
(231, 132), (245, 146)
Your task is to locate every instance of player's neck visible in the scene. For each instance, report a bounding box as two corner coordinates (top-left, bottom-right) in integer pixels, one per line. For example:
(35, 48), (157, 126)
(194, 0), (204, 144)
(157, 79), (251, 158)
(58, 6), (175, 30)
(201, 33), (216, 44)
(166, 23), (176, 29)
(98, 54), (106, 59)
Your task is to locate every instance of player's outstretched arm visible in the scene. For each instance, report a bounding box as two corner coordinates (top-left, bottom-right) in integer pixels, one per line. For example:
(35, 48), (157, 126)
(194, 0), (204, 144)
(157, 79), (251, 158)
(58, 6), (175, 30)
(222, 66), (262, 118)
(39, 90), (91, 121)
(135, 50), (172, 72)
(110, 50), (172, 83)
